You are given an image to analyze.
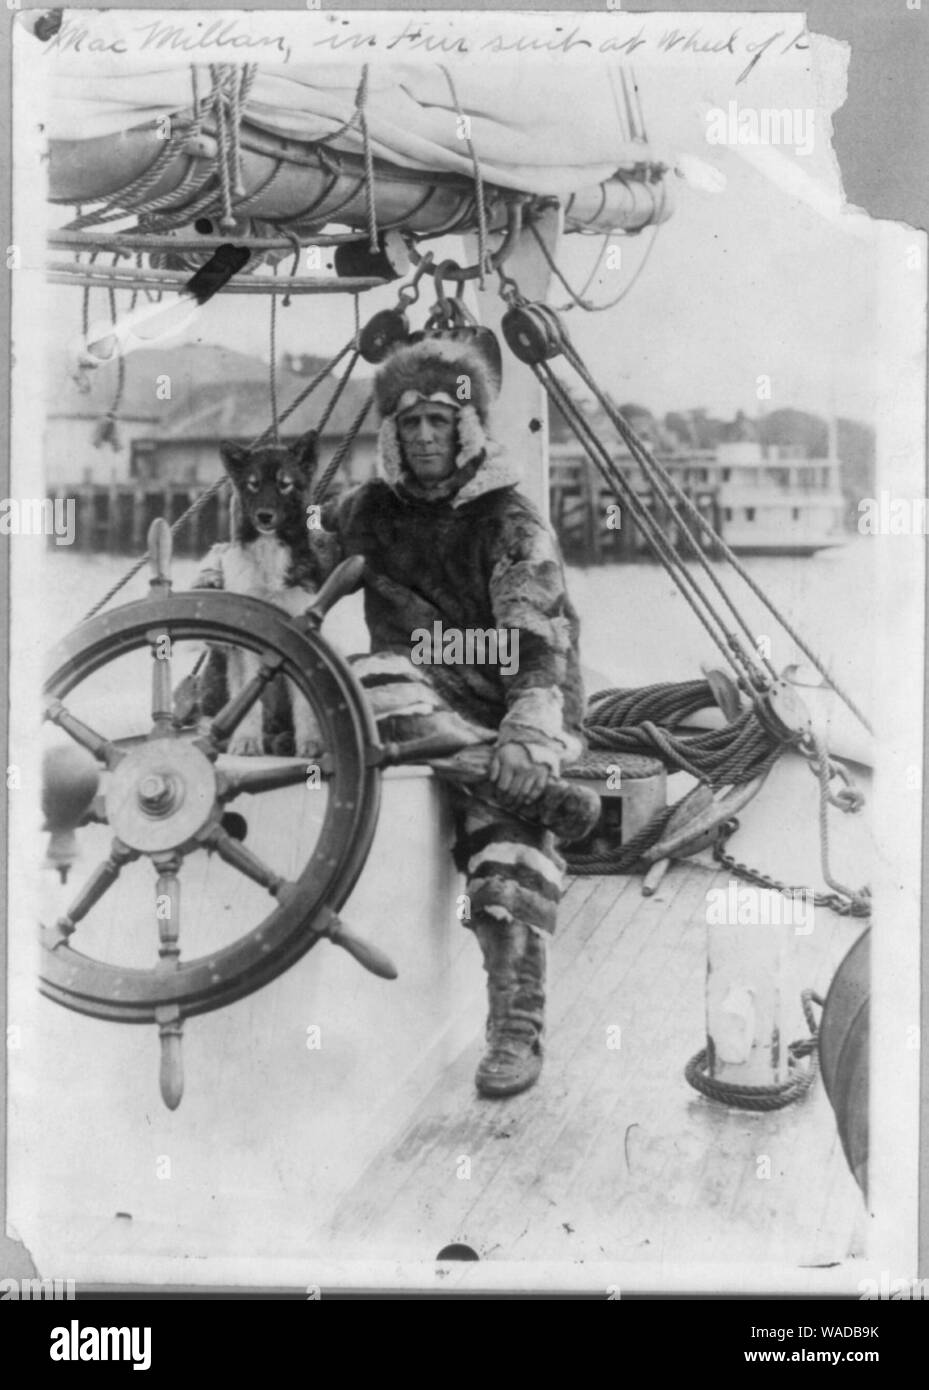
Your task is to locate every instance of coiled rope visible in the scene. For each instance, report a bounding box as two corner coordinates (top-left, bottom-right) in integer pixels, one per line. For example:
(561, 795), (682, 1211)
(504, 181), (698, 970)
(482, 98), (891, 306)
(685, 990), (822, 1111)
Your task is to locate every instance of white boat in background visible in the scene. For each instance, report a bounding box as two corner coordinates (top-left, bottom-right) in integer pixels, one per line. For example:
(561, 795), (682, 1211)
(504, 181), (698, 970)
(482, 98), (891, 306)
(714, 440), (847, 556)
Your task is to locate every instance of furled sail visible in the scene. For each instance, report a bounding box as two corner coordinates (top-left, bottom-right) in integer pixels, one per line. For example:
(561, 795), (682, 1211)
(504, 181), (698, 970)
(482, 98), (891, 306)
(47, 62), (674, 238)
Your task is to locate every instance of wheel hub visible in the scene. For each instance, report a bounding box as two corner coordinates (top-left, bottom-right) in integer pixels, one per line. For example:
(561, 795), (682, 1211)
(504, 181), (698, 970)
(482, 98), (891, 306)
(137, 772), (179, 815)
(107, 740), (216, 852)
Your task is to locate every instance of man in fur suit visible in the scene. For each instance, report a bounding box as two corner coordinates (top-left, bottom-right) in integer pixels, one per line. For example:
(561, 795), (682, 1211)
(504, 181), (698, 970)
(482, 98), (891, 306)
(318, 333), (591, 1098)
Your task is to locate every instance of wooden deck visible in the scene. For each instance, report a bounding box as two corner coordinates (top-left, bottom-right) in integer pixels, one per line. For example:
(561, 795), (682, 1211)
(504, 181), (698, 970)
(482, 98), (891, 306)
(20, 738), (869, 1286)
(321, 861), (867, 1270)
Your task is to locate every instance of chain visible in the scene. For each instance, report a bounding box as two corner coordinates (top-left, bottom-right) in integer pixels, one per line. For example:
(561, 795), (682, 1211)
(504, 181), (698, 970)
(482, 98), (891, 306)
(712, 820), (870, 918)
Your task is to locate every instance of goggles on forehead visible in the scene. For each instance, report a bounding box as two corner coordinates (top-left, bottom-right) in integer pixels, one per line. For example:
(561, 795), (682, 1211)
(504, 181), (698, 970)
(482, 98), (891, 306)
(395, 390), (461, 418)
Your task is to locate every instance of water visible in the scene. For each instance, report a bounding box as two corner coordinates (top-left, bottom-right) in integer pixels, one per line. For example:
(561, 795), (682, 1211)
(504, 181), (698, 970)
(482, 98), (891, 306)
(40, 537), (875, 714)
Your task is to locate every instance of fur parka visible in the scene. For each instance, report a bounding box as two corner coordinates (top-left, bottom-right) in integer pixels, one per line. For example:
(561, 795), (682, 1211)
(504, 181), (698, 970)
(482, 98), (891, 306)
(318, 338), (585, 771)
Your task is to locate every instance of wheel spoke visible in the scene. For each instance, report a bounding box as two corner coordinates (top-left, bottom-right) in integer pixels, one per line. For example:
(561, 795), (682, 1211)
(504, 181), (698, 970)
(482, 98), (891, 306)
(153, 853), (182, 972)
(148, 628), (174, 733)
(50, 838), (139, 944)
(200, 823), (292, 897)
(215, 753), (333, 799)
(209, 657), (285, 746)
(44, 698), (123, 768)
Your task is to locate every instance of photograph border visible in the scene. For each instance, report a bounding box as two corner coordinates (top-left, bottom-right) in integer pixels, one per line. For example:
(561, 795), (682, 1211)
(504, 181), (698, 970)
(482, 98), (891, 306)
(1, 0), (926, 1301)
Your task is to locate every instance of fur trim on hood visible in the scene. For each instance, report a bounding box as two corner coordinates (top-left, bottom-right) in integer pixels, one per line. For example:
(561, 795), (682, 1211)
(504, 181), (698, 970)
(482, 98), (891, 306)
(375, 336), (497, 422)
(374, 336), (522, 507)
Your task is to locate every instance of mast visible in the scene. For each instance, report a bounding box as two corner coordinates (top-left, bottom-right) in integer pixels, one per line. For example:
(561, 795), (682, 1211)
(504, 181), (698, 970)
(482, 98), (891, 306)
(465, 204), (561, 522)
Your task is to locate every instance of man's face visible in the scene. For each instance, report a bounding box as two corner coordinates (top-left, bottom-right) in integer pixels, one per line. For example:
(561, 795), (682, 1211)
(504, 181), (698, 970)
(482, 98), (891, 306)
(396, 401), (459, 486)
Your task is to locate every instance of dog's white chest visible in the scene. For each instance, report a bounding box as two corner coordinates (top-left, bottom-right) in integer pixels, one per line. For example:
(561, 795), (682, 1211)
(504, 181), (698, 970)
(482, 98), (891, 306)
(222, 537), (312, 616)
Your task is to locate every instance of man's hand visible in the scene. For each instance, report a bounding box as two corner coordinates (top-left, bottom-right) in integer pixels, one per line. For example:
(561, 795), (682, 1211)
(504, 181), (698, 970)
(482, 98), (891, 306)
(489, 743), (550, 809)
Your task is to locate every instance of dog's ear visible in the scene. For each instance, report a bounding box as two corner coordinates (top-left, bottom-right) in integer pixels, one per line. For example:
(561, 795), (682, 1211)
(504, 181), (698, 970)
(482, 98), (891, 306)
(293, 429), (318, 478)
(219, 440), (250, 477)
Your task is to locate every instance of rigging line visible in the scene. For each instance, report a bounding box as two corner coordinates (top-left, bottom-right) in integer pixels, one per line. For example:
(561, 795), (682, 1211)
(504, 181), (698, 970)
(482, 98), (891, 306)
(356, 65), (380, 254)
(271, 222), (303, 307)
(616, 67), (636, 143)
(64, 122), (200, 230)
(83, 339), (358, 619)
(229, 64), (253, 199)
(269, 274), (280, 442)
(537, 361), (757, 683)
(311, 395), (373, 504)
(314, 349), (361, 437)
(574, 234), (612, 301)
(554, 233), (611, 314)
(441, 64), (489, 289)
(530, 187), (665, 313)
(559, 333), (872, 732)
(543, 364), (767, 687)
(105, 283), (126, 419)
(129, 159), (212, 225)
(230, 157), (286, 215)
(265, 338), (356, 438)
(210, 65), (235, 231)
(314, 73), (367, 150)
(80, 250), (99, 338)
(559, 334), (778, 683)
(631, 67), (648, 142)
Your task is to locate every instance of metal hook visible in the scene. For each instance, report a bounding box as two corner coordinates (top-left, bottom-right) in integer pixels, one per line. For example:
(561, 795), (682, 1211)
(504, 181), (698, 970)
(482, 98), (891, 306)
(395, 250), (435, 308)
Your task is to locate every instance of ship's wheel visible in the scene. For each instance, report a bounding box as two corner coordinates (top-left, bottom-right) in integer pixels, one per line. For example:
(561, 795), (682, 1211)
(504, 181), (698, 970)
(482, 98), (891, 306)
(40, 522), (391, 1108)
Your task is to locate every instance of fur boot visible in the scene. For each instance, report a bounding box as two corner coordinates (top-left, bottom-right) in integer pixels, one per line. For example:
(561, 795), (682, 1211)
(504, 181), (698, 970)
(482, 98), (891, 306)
(473, 918), (546, 1098)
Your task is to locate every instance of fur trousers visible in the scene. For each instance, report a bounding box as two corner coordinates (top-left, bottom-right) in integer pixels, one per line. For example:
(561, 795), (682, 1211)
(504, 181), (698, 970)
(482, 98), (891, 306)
(351, 652), (566, 938)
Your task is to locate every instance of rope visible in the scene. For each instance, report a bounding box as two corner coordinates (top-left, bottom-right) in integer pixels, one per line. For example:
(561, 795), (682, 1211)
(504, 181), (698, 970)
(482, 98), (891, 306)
(805, 732), (871, 913)
(712, 824), (871, 920)
(314, 349), (361, 437)
(268, 284), (280, 442)
(528, 288), (873, 734)
(311, 394), (373, 503)
(560, 333), (779, 685)
(536, 359), (763, 687)
(554, 326), (872, 732)
(442, 65), (489, 288)
(531, 201), (665, 314)
(355, 66), (379, 254)
(565, 801), (677, 875)
(562, 672), (867, 906)
(106, 285), (126, 419)
(64, 122), (199, 230)
(267, 338), (355, 438)
(68, 65), (254, 237)
(685, 991), (821, 1110)
(210, 65), (235, 231)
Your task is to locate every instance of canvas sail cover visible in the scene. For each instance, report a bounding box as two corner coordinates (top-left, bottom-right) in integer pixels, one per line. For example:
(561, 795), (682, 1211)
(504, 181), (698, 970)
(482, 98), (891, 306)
(46, 62), (658, 199)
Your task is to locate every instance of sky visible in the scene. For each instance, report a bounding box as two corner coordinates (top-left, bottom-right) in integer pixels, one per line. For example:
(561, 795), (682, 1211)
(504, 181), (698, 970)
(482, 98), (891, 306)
(45, 41), (887, 428)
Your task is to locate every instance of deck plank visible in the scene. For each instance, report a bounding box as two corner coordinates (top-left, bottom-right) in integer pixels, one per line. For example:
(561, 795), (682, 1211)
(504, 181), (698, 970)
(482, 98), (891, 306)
(322, 865), (701, 1259)
(321, 860), (867, 1271)
(460, 864), (708, 1260)
(323, 870), (625, 1249)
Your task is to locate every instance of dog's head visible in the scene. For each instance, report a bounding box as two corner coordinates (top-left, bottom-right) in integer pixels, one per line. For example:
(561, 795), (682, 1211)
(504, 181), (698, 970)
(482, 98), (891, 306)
(219, 432), (318, 541)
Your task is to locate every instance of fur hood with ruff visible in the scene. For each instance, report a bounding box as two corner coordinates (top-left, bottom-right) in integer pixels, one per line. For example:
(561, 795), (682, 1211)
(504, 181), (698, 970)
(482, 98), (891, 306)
(374, 336), (521, 507)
